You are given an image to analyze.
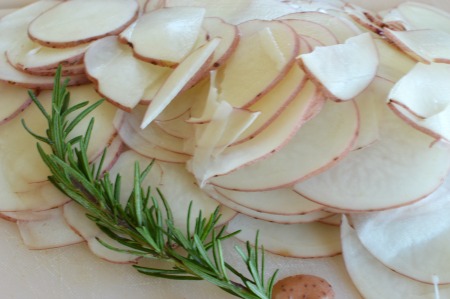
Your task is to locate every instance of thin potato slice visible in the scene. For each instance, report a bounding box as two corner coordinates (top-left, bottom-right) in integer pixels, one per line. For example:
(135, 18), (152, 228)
(227, 213), (341, 258)
(28, 0), (139, 47)
(294, 103), (450, 211)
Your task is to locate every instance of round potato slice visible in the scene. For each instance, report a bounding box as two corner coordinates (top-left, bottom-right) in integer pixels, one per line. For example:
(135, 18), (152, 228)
(28, 0), (139, 47)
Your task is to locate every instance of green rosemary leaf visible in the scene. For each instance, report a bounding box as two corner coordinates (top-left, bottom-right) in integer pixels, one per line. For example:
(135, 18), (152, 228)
(135, 226), (162, 254)
(21, 119), (51, 144)
(193, 234), (218, 274)
(212, 236), (229, 282)
(134, 266), (201, 281)
(132, 162), (144, 227)
(245, 282), (269, 299)
(94, 236), (149, 257)
(61, 100), (89, 119)
(266, 269), (278, 296)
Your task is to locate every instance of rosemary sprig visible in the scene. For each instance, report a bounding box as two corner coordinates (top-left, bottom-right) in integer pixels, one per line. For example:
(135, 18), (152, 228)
(23, 67), (277, 299)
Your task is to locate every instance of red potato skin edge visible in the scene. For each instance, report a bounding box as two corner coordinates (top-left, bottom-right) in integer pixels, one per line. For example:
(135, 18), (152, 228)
(27, 8), (140, 49)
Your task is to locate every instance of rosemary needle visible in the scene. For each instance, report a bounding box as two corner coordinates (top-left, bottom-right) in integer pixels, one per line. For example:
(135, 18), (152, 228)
(22, 66), (278, 299)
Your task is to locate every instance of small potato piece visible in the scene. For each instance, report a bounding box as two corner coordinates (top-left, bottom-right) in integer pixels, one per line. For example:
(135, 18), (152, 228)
(272, 274), (335, 299)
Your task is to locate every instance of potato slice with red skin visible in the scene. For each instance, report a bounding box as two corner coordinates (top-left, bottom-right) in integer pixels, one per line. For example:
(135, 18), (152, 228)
(119, 107), (191, 155)
(396, 1), (450, 33)
(2, 181), (71, 213)
(351, 77), (388, 150)
(344, 4), (385, 35)
(319, 213), (342, 226)
(201, 17), (240, 70)
(341, 216), (450, 298)
(299, 33), (379, 101)
(164, 0), (296, 24)
(384, 28), (450, 64)
(0, 81), (33, 125)
(187, 102), (260, 175)
(294, 102), (450, 212)
(28, 0), (139, 48)
(389, 102), (450, 143)
(6, 36), (88, 72)
(281, 19), (339, 46)
(227, 213), (341, 258)
(0, 1), (89, 88)
(0, 55), (89, 89)
(156, 78), (209, 120)
(206, 186), (332, 224)
(64, 202), (140, 264)
(140, 38), (221, 128)
(350, 176), (450, 284)
(216, 19), (299, 108)
(212, 186), (323, 216)
(387, 62), (450, 119)
(119, 7), (206, 67)
(209, 97), (357, 191)
(16, 64), (86, 77)
(155, 110), (194, 139)
(115, 112), (191, 163)
(189, 81), (322, 185)
(232, 65), (307, 145)
(277, 11), (361, 43)
(17, 207), (84, 250)
(84, 36), (171, 111)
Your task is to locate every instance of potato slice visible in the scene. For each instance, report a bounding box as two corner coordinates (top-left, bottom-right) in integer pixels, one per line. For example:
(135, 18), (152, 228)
(281, 19), (339, 46)
(299, 33), (379, 101)
(294, 103), (450, 211)
(0, 1), (88, 88)
(396, 1), (450, 33)
(227, 213), (341, 258)
(17, 207), (84, 250)
(140, 38), (221, 128)
(388, 62), (450, 119)
(0, 81), (32, 125)
(384, 28), (450, 64)
(6, 39), (88, 72)
(374, 38), (416, 82)
(164, 0), (296, 24)
(209, 97), (357, 191)
(28, 0), (139, 47)
(217, 19), (299, 108)
(213, 187), (323, 216)
(341, 216), (450, 298)
(350, 176), (450, 284)
(208, 186), (331, 224)
(120, 7), (205, 67)
(278, 11), (360, 43)
(64, 201), (140, 264)
(84, 36), (171, 111)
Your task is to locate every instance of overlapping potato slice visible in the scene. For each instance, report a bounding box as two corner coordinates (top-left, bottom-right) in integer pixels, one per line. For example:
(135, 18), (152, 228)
(350, 176), (450, 284)
(227, 213), (341, 258)
(84, 36), (171, 111)
(341, 217), (450, 298)
(28, 0), (139, 47)
(209, 97), (357, 191)
(299, 33), (379, 101)
(294, 103), (450, 211)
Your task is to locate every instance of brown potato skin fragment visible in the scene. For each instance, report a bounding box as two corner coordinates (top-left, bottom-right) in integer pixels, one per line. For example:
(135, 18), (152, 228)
(272, 274), (335, 299)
